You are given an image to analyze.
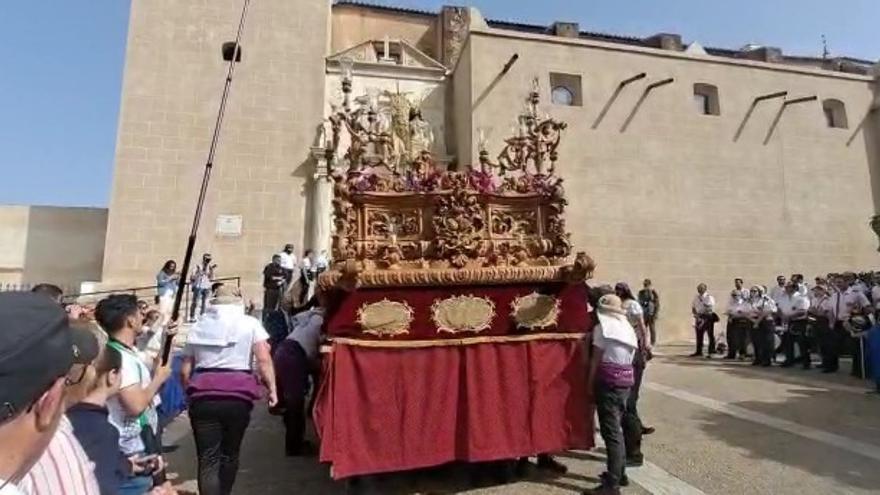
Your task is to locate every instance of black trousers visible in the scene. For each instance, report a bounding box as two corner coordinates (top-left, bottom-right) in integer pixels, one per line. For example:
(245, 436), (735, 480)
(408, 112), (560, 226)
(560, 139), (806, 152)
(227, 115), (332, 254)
(263, 287), (282, 314)
(726, 318), (750, 358)
(622, 360), (645, 462)
(821, 322), (847, 372)
(190, 399), (254, 495)
(595, 382), (630, 488)
(750, 320), (775, 366)
(782, 320), (810, 367)
(645, 316), (657, 346)
(695, 316), (716, 355)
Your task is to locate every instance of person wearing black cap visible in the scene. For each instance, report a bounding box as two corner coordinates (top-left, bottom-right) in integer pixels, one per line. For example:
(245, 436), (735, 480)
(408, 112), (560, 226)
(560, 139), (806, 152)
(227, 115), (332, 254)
(0, 293), (93, 495)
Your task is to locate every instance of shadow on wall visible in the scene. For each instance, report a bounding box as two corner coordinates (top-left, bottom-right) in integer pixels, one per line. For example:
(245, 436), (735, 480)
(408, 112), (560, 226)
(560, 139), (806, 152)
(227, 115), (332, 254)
(861, 80), (880, 225)
(662, 355), (880, 492)
(22, 206), (107, 289)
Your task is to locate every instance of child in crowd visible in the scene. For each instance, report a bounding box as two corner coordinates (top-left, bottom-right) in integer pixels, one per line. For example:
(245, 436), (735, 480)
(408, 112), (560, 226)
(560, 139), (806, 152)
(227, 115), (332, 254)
(68, 345), (165, 495)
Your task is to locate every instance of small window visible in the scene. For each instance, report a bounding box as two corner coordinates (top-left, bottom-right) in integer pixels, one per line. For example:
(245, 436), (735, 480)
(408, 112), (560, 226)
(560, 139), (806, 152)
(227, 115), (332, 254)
(549, 73), (582, 106)
(221, 42), (242, 62)
(822, 99), (848, 129)
(692, 83), (720, 115)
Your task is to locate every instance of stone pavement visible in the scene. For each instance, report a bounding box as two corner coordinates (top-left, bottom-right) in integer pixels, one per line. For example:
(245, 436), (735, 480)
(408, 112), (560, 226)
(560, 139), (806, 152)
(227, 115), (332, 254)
(164, 344), (880, 494)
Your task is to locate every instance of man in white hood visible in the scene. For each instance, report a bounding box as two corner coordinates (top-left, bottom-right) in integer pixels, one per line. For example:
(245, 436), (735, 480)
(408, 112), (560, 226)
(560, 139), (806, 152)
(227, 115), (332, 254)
(584, 294), (638, 495)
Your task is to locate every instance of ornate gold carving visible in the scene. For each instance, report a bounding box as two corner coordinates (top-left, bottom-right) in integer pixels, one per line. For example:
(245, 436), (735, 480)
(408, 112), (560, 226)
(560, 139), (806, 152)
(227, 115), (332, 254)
(329, 332), (584, 349)
(490, 210), (537, 237)
(432, 179), (486, 268)
(431, 295), (495, 334)
(319, 264), (590, 291)
(356, 299), (414, 337)
(366, 209), (420, 237)
(323, 77), (591, 287)
(511, 293), (561, 330)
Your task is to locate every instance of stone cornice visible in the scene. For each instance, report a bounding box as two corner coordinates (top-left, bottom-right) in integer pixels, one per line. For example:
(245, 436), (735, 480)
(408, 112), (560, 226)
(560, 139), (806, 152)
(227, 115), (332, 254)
(470, 27), (875, 83)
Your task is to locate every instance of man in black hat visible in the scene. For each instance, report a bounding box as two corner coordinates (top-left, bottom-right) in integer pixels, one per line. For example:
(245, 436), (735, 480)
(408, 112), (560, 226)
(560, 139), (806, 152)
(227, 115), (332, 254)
(0, 292), (97, 494)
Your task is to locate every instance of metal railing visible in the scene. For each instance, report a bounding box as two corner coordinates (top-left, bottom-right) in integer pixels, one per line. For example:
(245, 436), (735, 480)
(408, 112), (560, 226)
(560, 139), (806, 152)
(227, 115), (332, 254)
(61, 276), (241, 299)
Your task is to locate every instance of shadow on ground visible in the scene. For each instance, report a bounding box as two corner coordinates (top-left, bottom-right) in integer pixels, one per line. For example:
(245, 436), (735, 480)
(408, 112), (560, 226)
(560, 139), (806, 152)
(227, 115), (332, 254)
(652, 348), (880, 492)
(165, 415), (588, 494)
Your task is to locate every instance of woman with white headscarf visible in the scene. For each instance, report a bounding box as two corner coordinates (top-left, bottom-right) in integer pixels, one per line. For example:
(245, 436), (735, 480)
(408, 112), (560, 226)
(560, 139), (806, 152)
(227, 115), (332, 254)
(584, 293), (639, 495)
(180, 286), (278, 495)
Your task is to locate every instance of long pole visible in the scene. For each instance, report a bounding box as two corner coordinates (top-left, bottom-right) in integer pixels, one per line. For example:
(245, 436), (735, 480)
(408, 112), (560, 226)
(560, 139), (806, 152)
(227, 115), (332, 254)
(162, 0), (252, 365)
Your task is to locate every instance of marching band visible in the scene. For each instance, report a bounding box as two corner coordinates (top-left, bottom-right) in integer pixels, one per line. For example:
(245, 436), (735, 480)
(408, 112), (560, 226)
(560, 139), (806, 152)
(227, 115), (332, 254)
(694, 272), (877, 377)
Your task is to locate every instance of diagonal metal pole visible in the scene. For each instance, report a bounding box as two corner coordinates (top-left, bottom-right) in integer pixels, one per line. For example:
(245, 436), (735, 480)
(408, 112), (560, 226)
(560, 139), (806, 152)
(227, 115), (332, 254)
(162, 0), (252, 365)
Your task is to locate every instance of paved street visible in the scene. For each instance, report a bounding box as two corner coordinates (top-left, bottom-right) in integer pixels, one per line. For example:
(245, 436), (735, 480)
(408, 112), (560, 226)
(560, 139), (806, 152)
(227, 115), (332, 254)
(164, 344), (880, 494)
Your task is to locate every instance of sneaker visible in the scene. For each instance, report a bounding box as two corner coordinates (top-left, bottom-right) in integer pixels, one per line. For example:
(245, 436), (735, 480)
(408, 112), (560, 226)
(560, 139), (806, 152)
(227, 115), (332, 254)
(600, 471), (630, 487)
(626, 457), (644, 467)
(641, 425), (656, 435)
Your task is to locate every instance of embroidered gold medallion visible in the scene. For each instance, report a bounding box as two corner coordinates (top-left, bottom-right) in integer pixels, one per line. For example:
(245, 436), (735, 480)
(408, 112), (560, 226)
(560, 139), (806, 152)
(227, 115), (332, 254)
(510, 292), (560, 330)
(356, 299), (414, 337)
(431, 295), (495, 334)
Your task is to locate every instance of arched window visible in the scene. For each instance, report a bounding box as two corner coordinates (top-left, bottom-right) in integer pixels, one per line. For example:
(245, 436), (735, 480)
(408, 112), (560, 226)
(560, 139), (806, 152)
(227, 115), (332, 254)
(551, 86), (574, 106)
(693, 83), (720, 116)
(549, 72), (582, 106)
(822, 99), (848, 129)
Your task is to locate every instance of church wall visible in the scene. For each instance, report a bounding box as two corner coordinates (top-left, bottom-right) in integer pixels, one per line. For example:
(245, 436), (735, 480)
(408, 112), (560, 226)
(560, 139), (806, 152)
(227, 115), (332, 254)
(331, 6), (438, 60)
(0, 205), (106, 291)
(102, 0), (330, 299)
(465, 31), (878, 341)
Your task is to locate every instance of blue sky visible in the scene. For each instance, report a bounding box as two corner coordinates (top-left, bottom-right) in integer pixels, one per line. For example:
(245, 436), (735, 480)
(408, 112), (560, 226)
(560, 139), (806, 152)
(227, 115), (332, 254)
(1, 0), (877, 207)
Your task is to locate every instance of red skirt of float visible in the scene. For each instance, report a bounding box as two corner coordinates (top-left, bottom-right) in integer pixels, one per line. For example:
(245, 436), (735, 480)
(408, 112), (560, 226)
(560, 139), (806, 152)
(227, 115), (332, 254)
(313, 283), (594, 479)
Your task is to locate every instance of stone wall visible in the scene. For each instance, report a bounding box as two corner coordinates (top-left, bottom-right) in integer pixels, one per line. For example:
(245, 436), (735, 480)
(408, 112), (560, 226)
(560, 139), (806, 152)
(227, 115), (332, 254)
(103, 0), (331, 300)
(463, 30), (879, 341)
(0, 205), (107, 291)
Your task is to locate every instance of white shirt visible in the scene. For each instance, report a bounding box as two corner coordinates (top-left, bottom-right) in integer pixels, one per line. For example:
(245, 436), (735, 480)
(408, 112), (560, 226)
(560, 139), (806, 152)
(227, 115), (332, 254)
(829, 288), (870, 322)
(778, 292), (810, 321)
(0, 482), (24, 495)
(622, 299), (643, 328)
(107, 341), (160, 455)
(592, 323), (637, 365)
(18, 416), (101, 495)
(769, 285), (787, 306)
(287, 308), (324, 360)
(692, 293), (715, 315)
(727, 295), (751, 318)
(872, 286), (880, 310)
(277, 252), (296, 270)
(750, 296), (777, 322)
(184, 304), (270, 370)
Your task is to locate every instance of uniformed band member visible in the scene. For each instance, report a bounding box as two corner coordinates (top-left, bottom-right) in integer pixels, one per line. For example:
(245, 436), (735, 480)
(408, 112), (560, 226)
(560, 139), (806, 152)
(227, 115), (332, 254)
(778, 282), (811, 368)
(808, 283), (832, 362)
(823, 275), (870, 374)
(725, 282), (751, 360)
(691, 283), (717, 358)
(749, 286), (777, 367)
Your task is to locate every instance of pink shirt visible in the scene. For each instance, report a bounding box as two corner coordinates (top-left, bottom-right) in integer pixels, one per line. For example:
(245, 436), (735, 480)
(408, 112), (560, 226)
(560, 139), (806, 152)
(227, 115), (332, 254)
(18, 416), (100, 495)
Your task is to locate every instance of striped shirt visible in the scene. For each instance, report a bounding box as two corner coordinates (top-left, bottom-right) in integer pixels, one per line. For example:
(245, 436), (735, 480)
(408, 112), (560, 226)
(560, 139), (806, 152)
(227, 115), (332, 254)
(18, 415), (101, 495)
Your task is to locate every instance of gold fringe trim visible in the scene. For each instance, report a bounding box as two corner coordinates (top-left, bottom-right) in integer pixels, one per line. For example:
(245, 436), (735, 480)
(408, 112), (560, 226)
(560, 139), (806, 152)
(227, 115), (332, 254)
(326, 332), (585, 349)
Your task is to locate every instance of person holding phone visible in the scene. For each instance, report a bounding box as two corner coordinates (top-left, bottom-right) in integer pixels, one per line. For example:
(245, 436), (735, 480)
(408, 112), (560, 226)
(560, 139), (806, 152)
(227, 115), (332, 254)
(189, 253), (217, 323)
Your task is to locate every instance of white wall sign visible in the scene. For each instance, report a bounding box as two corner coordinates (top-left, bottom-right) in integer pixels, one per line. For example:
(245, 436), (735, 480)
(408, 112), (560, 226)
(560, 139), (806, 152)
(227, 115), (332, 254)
(215, 214), (243, 237)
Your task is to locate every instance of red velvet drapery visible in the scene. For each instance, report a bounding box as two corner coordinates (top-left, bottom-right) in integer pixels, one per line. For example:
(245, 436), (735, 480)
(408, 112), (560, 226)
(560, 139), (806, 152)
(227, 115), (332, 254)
(314, 339), (592, 479)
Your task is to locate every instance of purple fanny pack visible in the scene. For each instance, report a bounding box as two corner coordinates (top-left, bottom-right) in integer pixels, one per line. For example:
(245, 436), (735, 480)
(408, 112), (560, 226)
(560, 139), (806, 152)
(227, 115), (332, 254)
(187, 369), (263, 402)
(598, 362), (635, 388)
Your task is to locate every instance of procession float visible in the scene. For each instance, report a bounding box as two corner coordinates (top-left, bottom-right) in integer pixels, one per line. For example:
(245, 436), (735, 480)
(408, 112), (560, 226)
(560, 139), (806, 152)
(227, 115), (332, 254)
(313, 64), (597, 479)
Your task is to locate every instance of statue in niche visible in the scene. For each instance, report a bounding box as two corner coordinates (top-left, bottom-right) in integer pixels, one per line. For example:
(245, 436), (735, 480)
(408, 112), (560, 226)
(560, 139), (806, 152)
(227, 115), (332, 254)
(408, 107), (434, 161)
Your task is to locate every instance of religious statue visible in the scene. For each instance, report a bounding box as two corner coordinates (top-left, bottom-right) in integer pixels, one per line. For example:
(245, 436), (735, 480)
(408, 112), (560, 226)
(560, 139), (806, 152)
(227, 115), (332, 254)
(408, 107), (434, 161)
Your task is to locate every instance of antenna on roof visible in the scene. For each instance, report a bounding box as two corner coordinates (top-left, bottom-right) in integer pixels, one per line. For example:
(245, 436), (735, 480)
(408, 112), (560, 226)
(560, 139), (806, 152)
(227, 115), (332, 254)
(821, 34), (829, 59)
